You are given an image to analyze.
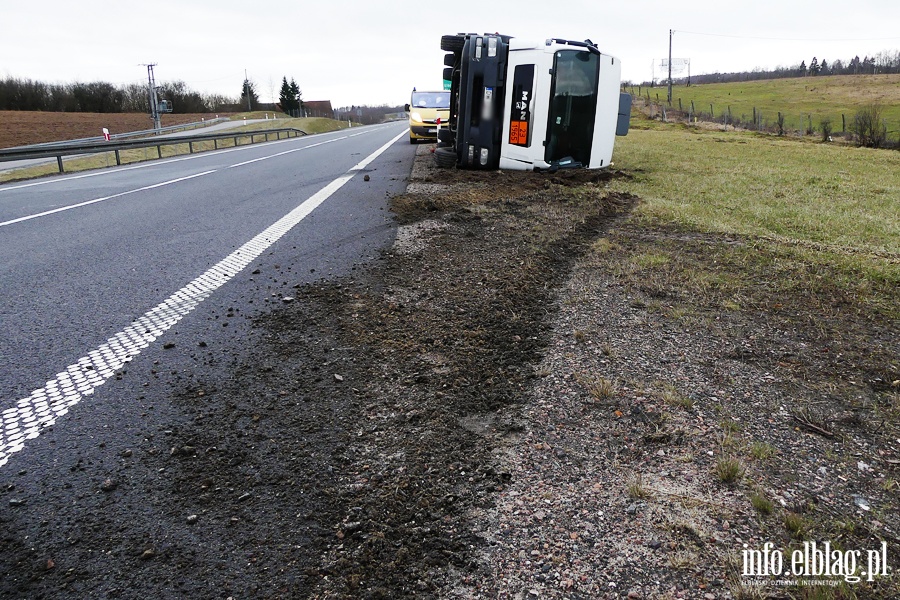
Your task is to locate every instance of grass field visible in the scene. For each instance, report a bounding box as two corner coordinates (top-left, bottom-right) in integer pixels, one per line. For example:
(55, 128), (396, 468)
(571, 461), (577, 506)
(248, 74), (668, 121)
(595, 112), (899, 597)
(608, 113), (899, 313)
(632, 74), (900, 134)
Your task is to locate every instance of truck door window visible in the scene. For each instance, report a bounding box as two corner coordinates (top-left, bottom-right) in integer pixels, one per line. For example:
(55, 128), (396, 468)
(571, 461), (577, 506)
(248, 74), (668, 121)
(544, 50), (599, 166)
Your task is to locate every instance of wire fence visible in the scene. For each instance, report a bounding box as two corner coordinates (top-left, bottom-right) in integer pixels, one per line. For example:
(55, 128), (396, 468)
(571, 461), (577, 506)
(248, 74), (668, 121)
(625, 86), (900, 148)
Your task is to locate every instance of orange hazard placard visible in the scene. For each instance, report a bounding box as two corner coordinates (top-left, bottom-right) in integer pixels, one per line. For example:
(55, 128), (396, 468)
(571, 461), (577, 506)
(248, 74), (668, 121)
(509, 120), (528, 146)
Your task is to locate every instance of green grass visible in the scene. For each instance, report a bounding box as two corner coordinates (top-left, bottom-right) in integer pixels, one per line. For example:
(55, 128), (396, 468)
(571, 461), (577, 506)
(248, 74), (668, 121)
(714, 455), (744, 483)
(608, 116), (900, 292)
(631, 74), (900, 133)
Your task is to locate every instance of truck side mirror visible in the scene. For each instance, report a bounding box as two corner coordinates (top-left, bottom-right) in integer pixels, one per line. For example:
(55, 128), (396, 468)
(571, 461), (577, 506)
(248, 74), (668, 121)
(404, 104), (410, 112)
(616, 93), (632, 136)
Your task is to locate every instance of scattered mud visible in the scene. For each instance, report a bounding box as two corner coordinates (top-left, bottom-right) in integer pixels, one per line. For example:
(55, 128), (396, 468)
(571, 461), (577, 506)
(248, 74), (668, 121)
(3, 143), (896, 599)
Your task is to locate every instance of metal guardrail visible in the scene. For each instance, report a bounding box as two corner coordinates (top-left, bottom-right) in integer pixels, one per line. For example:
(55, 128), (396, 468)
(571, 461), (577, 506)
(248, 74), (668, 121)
(0, 128), (307, 174)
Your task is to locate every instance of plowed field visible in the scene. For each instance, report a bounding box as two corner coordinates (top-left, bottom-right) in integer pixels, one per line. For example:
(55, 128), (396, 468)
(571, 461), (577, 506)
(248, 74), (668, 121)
(0, 111), (235, 148)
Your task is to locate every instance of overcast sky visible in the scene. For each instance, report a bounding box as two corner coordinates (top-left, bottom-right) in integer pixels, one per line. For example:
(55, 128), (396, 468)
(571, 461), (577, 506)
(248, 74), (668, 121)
(1, 0), (898, 109)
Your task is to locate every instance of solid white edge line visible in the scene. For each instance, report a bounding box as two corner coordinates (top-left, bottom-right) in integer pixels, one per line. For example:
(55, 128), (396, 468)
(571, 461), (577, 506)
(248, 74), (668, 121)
(0, 126), (408, 469)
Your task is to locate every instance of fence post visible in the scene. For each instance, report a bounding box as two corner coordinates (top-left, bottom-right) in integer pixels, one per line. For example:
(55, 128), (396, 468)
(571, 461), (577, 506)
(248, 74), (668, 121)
(678, 98), (683, 111)
(842, 113), (846, 133)
(753, 107), (757, 124)
(710, 104), (714, 118)
(662, 106), (667, 122)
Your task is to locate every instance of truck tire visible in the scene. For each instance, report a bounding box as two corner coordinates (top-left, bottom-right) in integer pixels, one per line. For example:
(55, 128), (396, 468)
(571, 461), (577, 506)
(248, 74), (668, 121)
(437, 129), (453, 143)
(444, 53), (456, 66)
(440, 35), (465, 53)
(434, 146), (457, 168)
(443, 67), (453, 81)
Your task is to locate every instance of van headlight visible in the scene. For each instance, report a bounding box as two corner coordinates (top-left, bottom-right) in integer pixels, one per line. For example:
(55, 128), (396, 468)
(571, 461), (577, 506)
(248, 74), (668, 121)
(410, 112), (423, 123)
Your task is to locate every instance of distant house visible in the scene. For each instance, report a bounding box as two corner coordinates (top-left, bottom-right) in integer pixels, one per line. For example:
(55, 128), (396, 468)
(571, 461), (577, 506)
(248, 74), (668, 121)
(304, 101), (334, 119)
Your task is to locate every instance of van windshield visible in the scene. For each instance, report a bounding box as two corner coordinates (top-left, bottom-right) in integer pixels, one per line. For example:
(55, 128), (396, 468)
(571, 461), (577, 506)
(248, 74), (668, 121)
(411, 92), (450, 109)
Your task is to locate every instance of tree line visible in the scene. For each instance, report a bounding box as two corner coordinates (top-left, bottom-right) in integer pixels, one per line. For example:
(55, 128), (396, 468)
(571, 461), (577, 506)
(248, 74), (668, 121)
(0, 76), (247, 113)
(634, 49), (900, 86)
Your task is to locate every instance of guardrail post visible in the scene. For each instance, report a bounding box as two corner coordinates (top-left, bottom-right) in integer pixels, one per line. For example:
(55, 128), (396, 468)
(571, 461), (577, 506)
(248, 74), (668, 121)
(234, 136), (239, 146)
(189, 141), (194, 154)
(214, 139), (218, 149)
(115, 150), (121, 166)
(157, 146), (162, 158)
(57, 156), (64, 173)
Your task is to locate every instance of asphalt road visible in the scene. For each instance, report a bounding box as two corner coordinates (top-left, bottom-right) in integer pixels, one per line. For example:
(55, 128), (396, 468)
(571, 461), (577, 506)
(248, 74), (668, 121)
(0, 121), (412, 468)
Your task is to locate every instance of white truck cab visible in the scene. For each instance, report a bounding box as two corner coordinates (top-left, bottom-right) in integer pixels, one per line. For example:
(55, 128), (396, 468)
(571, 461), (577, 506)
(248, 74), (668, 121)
(439, 33), (631, 171)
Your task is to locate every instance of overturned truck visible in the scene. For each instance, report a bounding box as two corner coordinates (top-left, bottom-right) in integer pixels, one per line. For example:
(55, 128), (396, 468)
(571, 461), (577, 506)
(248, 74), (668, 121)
(435, 33), (631, 171)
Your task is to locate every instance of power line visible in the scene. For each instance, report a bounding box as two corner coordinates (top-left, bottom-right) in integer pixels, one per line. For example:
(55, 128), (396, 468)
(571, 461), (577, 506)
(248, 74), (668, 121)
(675, 30), (900, 43)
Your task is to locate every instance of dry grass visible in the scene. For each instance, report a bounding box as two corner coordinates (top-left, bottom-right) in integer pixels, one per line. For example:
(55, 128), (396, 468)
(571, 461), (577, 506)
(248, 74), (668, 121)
(714, 456), (744, 484)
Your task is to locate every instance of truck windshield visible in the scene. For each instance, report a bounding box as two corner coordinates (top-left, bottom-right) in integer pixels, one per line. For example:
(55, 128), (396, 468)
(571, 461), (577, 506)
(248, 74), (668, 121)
(544, 50), (599, 166)
(411, 92), (451, 109)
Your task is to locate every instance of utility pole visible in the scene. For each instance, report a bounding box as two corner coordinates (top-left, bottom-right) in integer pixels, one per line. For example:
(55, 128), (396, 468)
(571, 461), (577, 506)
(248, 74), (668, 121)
(144, 63), (161, 131)
(667, 29), (673, 104)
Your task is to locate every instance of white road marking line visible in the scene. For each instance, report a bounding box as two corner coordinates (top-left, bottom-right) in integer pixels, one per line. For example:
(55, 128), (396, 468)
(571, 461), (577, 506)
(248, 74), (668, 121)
(0, 130), (383, 227)
(0, 127), (407, 469)
(0, 171), (218, 228)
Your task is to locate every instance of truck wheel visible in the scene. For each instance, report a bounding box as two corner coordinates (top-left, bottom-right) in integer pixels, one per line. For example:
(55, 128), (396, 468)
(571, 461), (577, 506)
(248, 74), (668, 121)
(443, 53), (456, 66)
(437, 129), (453, 143)
(443, 67), (453, 81)
(434, 147), (457, 168)
(440, 35), (465, 53)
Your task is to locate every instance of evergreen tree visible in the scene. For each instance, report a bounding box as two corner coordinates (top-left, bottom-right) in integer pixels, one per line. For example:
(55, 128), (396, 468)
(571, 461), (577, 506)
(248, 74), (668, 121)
(809, 57), (820, 75)
(820, 59), (829, 75)
(798, 60), (807, 76)
(289, 78), (302, 113)
(240, 78), (259, 111)
(862, 56), (876, 73)
(278, 77), (293, 114)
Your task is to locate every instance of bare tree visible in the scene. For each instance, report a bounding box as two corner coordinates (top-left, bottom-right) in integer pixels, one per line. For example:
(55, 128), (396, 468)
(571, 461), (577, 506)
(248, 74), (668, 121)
(851, 105), (887, 148)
